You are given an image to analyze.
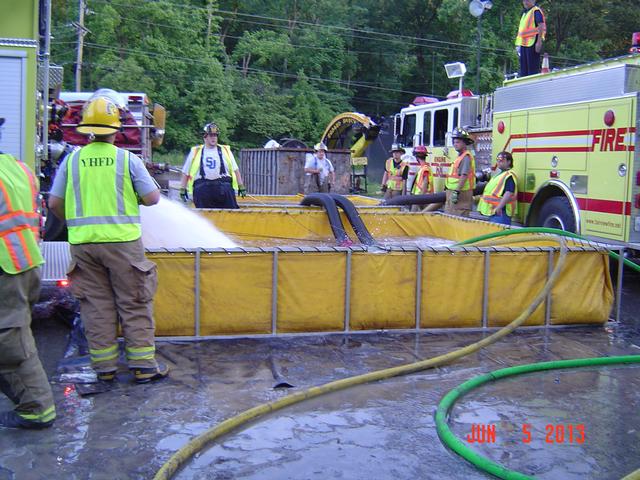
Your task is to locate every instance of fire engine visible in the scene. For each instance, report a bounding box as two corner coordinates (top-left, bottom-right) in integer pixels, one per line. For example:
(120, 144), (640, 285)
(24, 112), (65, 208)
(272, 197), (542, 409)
(394, 50), (640, 248)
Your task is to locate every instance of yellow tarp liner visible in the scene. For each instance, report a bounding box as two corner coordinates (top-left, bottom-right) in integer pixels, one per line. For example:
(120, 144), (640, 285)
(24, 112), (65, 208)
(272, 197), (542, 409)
(148, 208), (614, 337)
(350, 252), (416, 330)
(199, 254), (273, 335)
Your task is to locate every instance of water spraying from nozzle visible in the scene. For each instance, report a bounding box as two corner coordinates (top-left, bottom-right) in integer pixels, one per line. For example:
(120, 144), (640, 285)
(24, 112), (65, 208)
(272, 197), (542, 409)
(140, 196), (238, 249)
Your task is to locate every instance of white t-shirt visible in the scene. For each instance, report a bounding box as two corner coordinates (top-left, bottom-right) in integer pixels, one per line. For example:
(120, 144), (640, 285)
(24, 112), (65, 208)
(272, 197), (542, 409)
(304, 154), (334, 183)
(182, 146), (239, 181)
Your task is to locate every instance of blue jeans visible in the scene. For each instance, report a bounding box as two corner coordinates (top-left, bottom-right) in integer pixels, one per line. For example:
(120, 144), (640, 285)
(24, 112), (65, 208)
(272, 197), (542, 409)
(489, 213), (512, 226)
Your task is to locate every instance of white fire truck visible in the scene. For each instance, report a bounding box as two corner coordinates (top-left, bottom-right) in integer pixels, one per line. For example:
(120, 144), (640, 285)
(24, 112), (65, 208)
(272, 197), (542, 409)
(394, 53), (640, 248)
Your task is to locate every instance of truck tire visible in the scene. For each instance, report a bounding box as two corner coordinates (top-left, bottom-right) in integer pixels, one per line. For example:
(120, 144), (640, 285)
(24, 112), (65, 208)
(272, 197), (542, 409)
(537, 196), (577, 232)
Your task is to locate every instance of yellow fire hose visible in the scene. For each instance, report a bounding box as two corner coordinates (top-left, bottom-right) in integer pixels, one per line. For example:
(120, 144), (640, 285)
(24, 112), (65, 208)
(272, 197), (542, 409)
(154, 235), (569, 479)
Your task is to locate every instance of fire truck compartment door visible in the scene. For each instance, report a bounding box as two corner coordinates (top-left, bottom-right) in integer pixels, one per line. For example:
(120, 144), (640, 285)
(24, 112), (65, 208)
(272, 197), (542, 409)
(526, 105), (588, 172)
(582, 98), (634, 240)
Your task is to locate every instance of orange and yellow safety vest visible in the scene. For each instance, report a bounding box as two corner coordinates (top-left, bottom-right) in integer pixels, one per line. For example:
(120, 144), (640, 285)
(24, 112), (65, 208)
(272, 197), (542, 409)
(385, 158), (407, 191)
(445, 152), (475, 192)
(0, 153), (43, 274)
(411, 165), (433, 195)
(515, 6), (546, 47)
(478, 170), (518, 217)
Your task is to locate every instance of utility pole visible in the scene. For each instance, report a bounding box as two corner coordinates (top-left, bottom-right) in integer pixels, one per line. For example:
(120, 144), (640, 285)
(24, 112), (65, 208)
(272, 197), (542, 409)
(75, 0), (85, 91)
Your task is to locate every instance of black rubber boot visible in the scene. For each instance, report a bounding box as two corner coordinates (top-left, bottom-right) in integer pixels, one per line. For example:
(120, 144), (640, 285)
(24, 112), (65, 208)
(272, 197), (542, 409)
(0, 411), (54, 430)
(131, 363), (169, 384)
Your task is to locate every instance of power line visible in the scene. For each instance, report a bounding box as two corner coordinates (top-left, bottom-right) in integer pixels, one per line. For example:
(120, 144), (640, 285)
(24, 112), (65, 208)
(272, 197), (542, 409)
(87, 0), (576, 62)
(81, 41), (434, 96)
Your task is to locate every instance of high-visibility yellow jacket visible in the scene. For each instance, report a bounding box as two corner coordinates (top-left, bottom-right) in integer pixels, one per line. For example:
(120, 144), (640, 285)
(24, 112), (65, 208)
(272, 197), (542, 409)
(478, 170), (518, 217)
(515, 6), (546, 47)
(445, 151), (475, 191)
(64, 143), (141, 244)
(411, 164), (434, 195)
(186, 144), (238, 195)
(385, 158), (407, 191)
(0, 154), (43, 274)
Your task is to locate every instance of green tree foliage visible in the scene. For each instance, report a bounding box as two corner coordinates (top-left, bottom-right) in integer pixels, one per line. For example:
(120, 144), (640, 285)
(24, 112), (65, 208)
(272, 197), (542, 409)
(50, 0), (638, 155)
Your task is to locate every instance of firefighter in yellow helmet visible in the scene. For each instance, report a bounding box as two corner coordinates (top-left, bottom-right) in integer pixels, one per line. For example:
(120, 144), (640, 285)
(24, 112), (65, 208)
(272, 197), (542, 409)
(179, 122), (246, 208)
(444, 128), (475, 217)
(48, 92), (169, 384)
(0, 118), (56, 429)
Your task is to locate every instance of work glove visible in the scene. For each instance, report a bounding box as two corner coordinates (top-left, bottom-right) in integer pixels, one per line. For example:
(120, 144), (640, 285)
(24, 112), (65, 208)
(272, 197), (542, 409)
(381, 185), (388, 193)
(450, 190), (460, 205)
(179, 188), (189, 203)
(238, 184), (247, 198)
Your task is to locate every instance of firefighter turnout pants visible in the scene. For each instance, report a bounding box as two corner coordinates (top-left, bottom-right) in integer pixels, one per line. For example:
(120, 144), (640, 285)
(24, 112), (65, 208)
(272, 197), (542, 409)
(68, 239), (159, 374)
(0, 268), (56, 424)
(444, 189), (474, 217)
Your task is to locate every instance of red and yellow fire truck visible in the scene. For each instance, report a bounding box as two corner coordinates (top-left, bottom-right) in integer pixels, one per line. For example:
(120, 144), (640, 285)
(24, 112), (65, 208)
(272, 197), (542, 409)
(394, 51), (640, 247)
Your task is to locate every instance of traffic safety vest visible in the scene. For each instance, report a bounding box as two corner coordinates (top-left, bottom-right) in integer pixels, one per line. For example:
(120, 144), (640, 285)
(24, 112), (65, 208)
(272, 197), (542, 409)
(515, 6), (546, 47)
(445, 152), (475, 191)
(478, 170), (518, 217)
(186, 144), (238, 195)
(64, 143), (141, 244)
(385, 158), (407, 191)
(411, 164), (434, 195)
(0, 154), (44, 274)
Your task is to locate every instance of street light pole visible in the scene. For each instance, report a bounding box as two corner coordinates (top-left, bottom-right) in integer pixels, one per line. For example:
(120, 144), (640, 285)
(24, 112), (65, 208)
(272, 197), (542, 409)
(476, 15), (482, 93)
(469, 0), (492, 94)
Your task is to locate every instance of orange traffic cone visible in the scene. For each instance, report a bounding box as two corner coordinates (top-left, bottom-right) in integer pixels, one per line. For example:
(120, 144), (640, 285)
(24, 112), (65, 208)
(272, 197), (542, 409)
(541, 53), (550, 74)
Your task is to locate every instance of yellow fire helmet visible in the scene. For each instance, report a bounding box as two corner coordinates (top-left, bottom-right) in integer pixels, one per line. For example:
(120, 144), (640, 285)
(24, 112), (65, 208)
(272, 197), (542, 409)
(77, 96), (122, 136)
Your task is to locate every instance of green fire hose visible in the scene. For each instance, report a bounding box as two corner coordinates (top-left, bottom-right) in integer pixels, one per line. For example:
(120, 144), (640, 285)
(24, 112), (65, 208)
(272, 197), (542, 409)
(454, 226), (640, 273)
(435, 355), (640, 480)
(153, 236), (569, 479)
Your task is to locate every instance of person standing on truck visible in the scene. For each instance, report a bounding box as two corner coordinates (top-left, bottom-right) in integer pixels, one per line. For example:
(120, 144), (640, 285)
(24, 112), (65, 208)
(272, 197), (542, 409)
(444, 128), (475, 217)
(478, 151), (518, 225)
(0, 118), (56, 429)
(48, 94), (169, 384)
(179, 122), (246, 208)
(304, 142), (335, 194)
(516, 0), (546, 77)
(410, 145), (433, 211)
(381, 145), (408, 200)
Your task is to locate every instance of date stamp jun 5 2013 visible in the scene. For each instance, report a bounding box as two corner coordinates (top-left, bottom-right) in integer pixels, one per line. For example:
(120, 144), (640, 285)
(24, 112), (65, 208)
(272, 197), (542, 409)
(465, 423), (586, 444)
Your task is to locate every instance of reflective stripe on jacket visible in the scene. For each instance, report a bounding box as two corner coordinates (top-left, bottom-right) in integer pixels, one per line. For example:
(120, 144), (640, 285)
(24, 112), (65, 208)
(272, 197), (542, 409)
(515, 6), (546, 47)
(411, 165), (434, 195)
(0, 154), (43, 274)
(186, 144), (238, 194)
(385, 158), (407, 191)
(64, 143), (141, 244)
(478, 170), (518, 217)
(445, 152), (475, 191)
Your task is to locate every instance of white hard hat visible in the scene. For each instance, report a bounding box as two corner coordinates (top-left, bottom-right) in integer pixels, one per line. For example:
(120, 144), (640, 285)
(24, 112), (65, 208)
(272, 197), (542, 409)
(314, 142), (328, 151)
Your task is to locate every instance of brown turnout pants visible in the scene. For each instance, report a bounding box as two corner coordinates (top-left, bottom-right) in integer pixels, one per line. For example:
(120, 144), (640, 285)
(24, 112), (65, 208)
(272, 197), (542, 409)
(444, 189), (473, 217)
(68, 238), (159, 373)
(0, 268), (55, 418)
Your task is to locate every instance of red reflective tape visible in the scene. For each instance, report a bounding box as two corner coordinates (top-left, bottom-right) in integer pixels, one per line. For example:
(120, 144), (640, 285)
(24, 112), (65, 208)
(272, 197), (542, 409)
(575, 197), (632, 215)
(517, 192), (630, 215)
(518, 192), (534, 203)
(512, 147), (591, 153)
